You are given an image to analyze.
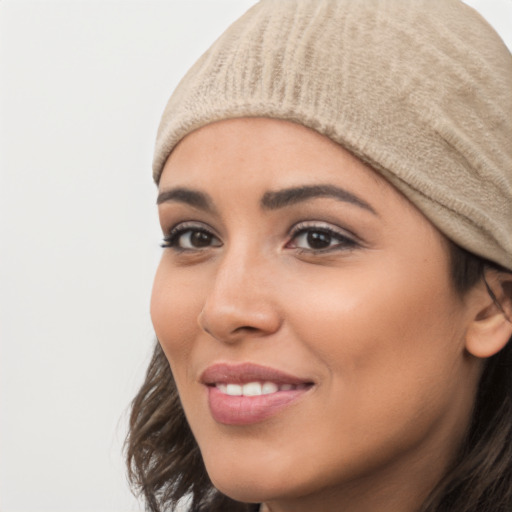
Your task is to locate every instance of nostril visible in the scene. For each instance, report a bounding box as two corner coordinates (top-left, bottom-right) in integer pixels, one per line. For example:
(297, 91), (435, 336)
(234, 325), (260, 333)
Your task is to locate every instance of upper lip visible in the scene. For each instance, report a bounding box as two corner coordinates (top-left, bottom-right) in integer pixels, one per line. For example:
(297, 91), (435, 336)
(200, 362), (313, 386)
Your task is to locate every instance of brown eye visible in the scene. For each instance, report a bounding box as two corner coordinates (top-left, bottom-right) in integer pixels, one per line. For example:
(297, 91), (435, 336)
(306, 231), (332, 249)
(288, 225), (358, 252)
(189, 230), (214, 247)
(162, 226), (222, 250)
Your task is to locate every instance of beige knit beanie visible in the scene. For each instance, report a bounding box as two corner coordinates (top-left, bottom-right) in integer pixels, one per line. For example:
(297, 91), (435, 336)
(153, 0), (512, 270)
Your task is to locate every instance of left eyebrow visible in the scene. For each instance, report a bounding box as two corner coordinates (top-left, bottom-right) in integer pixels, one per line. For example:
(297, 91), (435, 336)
(156, 187), (216, 213)
(261, 184), (377, 215)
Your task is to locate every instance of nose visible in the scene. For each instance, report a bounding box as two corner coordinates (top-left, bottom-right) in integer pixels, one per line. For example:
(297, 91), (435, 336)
(198, 249), (282, 343)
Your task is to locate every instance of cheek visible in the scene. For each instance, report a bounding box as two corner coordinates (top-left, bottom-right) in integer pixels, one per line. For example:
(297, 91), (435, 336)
(150, 259), (203, 365)
(286, 257), (467, 423)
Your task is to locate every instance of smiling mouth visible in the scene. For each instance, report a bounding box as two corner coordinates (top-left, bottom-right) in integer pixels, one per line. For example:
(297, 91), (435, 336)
(214, 381), (311, 396)
(201, 363), (314, 425)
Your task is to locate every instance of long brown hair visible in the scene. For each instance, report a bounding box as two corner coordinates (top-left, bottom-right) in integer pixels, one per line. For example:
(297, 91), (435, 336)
(125, 244), (512, 512)
(419, 247), (512, 512)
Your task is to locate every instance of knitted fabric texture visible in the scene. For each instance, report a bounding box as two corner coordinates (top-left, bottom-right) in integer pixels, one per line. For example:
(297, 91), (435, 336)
(153, 0), (512, 270)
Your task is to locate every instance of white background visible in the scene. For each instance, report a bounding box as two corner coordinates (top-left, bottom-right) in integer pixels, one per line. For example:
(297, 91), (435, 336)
(0, 1), (510, 511)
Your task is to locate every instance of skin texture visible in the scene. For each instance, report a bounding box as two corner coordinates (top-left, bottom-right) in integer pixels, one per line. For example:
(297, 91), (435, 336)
(151, 118), (488, 512)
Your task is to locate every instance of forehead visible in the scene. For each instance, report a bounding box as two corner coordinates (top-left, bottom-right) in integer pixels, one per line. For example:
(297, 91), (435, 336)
(160, 118), (391, 195)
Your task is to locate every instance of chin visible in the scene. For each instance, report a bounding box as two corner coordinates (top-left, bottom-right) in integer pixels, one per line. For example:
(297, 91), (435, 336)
(203, 457), (292, 504)
(204, 453), (324, 506)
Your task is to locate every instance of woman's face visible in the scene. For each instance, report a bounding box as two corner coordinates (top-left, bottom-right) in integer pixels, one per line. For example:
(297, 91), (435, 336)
(152, 118), (482, 511)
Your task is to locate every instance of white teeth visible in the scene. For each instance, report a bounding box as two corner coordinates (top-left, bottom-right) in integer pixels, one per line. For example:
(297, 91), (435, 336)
(262, 382), (279, 395)
(242, 382), (262, 396)
(216, 381), (300, 396)
(226, 384), (243, 396)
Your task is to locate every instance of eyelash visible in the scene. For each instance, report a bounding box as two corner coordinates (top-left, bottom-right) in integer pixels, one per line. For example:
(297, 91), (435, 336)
(161, 221), (358, 253)
(286, 222), (358, 253)
(161, 222), (221, 251)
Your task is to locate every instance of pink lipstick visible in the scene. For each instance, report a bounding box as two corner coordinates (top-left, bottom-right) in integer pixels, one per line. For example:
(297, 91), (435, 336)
(201, 363), (313, 425)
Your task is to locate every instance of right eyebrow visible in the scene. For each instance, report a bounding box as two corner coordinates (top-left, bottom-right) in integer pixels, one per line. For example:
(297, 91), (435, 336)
(156, 187), (216, 213)
(261, 184), (377, 215)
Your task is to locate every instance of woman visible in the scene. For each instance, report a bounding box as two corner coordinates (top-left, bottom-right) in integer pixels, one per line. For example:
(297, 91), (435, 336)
(126, 1), (512, 511)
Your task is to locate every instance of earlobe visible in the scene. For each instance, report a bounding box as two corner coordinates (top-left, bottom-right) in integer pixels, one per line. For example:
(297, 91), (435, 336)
(465, 272), (512, 359)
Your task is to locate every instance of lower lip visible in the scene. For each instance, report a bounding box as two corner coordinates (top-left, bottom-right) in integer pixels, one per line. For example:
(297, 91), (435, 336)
(207, 386), (310, 425)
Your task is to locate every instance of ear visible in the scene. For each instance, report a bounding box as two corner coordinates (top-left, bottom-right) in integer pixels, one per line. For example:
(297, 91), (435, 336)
(465, 271), (512, 359)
